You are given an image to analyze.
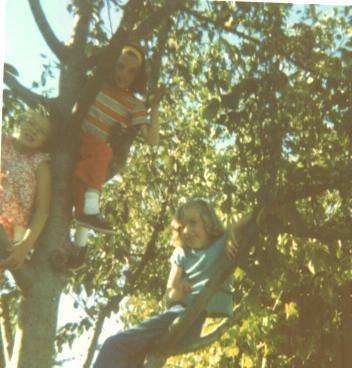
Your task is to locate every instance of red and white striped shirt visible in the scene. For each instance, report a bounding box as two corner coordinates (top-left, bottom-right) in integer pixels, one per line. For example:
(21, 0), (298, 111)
(82, 83), (149, 141)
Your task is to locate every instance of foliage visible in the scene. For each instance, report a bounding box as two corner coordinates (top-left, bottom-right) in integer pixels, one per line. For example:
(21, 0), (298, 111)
(2, 1), (352, 367)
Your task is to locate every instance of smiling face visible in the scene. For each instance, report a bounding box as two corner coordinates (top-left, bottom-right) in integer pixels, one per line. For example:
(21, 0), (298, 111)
(178, 207), (211, 249)
(18, 112), (51, 151)
(114, 52), (141, 91)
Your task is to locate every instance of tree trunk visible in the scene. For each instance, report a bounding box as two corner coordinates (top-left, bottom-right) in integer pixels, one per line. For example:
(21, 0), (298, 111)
(10, 273), (63, 368)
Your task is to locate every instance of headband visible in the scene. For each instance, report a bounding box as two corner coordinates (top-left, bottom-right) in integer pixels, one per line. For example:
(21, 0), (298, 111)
(121, 45), (144, 66)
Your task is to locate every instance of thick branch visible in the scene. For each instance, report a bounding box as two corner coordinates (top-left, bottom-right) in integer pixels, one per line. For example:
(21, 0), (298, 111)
(28, 0), (68, 62)
(3, 68), (50, 109)
(71, 0), (93, 56)
(283, 218), (352, 242)
(174, 304), (244, 355)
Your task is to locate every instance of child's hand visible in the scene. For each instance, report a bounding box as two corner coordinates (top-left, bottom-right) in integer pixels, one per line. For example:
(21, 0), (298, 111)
(169, 279), (192, 301)
(150, 85), (165, 108)
(1, 241), (30, 270)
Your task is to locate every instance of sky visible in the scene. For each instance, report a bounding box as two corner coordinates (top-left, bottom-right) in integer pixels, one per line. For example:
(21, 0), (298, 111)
(0, 0), (352, 367)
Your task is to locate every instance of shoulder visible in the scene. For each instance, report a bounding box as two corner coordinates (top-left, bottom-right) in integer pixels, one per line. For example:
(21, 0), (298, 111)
(33, 152), (50, 172)
(170, 246), (187, 265)
(208, 236), (226, 252)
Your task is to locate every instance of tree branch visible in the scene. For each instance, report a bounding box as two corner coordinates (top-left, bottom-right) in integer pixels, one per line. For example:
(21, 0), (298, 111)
(71, 0), (93, 57)
(173, 303), (244, 355)
(183, 6), (347, 85)
(0, 293), (14, 366)
(28, 0), (68, 62)
(82, 295), (123, 368)
(3, 66), (51, 108)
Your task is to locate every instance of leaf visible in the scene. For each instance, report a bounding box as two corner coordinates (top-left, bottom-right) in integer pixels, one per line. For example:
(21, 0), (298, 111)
(203, 98), (220, 120)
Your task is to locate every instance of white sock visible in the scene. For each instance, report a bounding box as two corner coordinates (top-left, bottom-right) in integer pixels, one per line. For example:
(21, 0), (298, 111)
(83, 191), (100, 215)
(74, 226), (89, 247)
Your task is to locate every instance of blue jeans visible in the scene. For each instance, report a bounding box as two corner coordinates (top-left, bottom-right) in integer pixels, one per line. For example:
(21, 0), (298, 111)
(93, 304), (206, 368)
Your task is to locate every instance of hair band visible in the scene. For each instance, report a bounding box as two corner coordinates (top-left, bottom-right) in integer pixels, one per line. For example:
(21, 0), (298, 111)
(121, 46), (144, 66)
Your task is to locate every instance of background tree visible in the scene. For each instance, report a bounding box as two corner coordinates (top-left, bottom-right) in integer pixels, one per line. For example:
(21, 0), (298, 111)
(2, 1), (352, 368)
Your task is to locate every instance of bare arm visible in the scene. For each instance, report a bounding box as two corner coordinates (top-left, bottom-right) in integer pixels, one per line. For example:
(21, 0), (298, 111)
(140, 87), (164, 146)
(165, 263), (191, 306)
(2, 161), (51, 269)
(226, 212), (253, 259)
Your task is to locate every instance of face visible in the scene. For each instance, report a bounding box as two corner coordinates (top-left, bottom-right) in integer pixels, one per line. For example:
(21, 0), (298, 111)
(114, 52), (141, 90)
(18, 114), (51, 151)
(178, 207), (211, 249)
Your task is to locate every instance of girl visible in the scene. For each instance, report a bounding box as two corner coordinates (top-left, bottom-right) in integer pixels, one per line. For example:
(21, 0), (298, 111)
(93, 198), (239, 368)
(0, 110), (51, 270)
(68, 42), (163, 268)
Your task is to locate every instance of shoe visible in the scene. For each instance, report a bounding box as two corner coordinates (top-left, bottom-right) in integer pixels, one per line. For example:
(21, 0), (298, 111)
(76, 214), (114, 234)
(66, 245), (87, 269)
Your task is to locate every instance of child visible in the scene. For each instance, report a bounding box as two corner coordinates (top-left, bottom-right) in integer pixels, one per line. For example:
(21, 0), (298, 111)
(93, 198), (238, 368)
(0, 110), (51, 270)
(69, 43), (163, 268)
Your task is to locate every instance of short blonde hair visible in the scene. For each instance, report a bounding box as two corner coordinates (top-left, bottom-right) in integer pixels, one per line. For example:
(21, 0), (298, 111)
(21, 109), (52, 151)
(171, 198), (225, 247)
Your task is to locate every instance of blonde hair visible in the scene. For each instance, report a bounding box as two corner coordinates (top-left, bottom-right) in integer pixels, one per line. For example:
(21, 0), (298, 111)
(171, 198), (225, 247)
(21, 109), (52, 151)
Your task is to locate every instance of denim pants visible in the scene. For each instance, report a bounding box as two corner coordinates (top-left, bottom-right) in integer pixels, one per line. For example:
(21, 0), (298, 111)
(93, 304), (206, 368)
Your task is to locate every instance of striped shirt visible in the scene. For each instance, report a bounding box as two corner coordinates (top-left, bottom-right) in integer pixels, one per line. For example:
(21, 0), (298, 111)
(82, 83), (149, 141)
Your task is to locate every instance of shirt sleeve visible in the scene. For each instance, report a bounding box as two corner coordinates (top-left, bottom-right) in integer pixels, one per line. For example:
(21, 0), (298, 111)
(170, 247), (185, 268)
(131, 100), (149, 126)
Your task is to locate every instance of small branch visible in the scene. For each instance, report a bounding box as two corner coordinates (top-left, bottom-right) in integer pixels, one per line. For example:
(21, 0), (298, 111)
(71, 0), (93, 57)
(28, 0), (68, 62)
(182, 7), (258, 44)
(132, 0), (185, 40)
(0, 294), (14, 365)
(82, 295), (123, 368)
(3, 68), (50, 108)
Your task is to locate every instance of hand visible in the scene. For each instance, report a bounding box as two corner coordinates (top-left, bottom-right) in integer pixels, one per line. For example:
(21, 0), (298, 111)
(150, 85), (165, 108)
(226, 223), (240, 260)
(0, 241), (31, 270)
(169, 279), (192, 301)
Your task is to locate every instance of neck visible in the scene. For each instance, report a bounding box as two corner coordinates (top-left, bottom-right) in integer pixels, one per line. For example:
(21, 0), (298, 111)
(12, 138), (37, 155)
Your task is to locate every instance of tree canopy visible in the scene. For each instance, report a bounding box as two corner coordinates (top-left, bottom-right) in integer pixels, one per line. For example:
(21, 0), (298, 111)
(2, 1), (352, 367)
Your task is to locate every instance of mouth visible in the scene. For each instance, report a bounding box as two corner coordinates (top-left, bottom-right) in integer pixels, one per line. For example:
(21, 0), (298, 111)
(24, 131), (35, 142)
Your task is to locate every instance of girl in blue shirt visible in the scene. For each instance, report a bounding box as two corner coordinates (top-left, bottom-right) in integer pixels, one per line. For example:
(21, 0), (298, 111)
(94, 198), (239, 368)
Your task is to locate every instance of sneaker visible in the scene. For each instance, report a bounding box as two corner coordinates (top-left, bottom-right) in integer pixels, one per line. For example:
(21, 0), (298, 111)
(76, 214), (114, 234)
(66, 245), (87, 269)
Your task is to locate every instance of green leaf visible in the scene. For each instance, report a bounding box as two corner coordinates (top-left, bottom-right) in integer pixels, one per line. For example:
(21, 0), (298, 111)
(203, 98), (220, 120)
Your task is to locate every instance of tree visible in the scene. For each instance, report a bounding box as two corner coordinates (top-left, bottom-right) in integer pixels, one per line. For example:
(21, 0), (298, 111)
(2, 1), (352, 367)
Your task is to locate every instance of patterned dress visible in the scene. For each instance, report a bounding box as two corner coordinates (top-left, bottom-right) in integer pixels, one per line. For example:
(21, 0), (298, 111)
(0, 136), (50, 237)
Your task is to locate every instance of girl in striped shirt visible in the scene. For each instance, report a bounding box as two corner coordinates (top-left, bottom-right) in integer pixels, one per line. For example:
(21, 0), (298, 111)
(68, 43), (163, 268)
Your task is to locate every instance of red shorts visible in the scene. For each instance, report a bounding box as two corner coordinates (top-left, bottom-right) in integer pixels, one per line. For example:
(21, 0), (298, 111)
(72, 132), (113, 214)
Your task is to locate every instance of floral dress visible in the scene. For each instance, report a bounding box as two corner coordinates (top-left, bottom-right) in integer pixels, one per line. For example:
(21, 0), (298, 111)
(0, 136), (50, 237)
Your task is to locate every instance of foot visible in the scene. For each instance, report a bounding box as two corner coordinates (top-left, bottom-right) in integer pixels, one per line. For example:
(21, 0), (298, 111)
(76, 214), (114, 234)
